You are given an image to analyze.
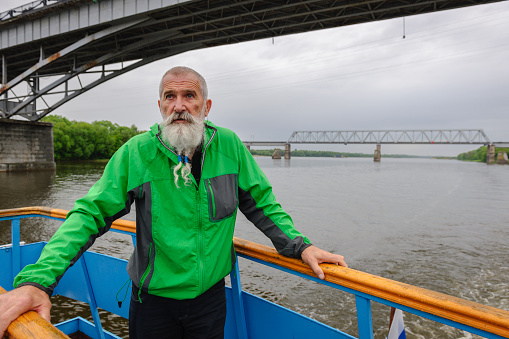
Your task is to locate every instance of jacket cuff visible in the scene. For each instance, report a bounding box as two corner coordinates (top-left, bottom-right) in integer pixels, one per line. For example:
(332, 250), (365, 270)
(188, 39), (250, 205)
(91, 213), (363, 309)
(279, 236), (312, 258)
(16, 282), (53, 298)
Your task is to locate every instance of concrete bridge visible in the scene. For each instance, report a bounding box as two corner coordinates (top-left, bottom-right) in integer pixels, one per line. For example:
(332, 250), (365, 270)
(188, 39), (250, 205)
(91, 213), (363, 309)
(243, 129), (509, 163)
(0, 0), (506, 170)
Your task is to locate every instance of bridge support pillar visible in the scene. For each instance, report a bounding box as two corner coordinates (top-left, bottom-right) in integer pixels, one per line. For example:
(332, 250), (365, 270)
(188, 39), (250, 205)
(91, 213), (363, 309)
(497, 151), (508, 164)
(486, 144), (496, 164)
(0, 119), (56, 172)
(246, 145), (250, 151)
(284, 144), (291, 159)
(374, 145), (381, 162)
(272, 149), (282, 159)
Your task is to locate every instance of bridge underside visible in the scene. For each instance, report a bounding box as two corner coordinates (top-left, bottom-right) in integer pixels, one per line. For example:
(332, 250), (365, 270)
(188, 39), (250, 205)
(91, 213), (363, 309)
(0, 0), (504, 120)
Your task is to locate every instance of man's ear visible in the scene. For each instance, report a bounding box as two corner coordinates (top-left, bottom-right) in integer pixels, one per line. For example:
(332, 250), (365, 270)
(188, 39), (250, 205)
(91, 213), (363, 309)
(204, 99), (212, 117)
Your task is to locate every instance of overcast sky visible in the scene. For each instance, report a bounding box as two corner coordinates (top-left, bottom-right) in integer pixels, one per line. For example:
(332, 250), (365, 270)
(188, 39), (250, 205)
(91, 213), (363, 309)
(2, 1), (509, 156)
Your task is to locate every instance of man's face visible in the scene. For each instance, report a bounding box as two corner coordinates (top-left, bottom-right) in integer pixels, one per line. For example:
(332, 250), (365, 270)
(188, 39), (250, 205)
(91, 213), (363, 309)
(158, 73), (211, 121)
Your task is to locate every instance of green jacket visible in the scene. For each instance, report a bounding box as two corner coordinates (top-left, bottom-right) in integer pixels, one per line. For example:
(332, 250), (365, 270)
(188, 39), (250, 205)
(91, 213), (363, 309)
(14, 122), (311, 300)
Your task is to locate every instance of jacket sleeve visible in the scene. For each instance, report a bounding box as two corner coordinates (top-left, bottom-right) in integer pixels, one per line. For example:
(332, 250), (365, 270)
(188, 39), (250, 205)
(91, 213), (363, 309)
(13, 143), (137, 296)
(236, 138), (311, 258)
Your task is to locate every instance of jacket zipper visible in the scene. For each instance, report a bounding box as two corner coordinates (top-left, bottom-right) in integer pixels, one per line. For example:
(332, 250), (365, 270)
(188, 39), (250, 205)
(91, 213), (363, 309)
(156, 130), (177, 156)
(201, 125), (216, 174)
(197, 189), (204, 293)
(138, 243), (152, 303)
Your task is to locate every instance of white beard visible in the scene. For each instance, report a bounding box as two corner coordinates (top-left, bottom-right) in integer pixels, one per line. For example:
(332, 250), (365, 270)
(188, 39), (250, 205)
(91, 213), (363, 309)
(160, 110), (205, 155)
(160, 110), (205, 188)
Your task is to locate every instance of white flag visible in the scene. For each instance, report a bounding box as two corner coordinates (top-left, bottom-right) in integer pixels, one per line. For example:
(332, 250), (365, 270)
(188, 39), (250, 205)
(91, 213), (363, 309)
(387, 308), (406, 339)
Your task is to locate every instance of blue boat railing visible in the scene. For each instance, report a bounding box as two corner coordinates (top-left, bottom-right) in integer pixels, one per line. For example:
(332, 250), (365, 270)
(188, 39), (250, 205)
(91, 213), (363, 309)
(1, 206), (508, 339)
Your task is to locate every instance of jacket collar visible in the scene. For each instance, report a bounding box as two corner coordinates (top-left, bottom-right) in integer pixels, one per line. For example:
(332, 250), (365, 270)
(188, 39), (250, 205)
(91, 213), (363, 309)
(150, 121), (216, 164)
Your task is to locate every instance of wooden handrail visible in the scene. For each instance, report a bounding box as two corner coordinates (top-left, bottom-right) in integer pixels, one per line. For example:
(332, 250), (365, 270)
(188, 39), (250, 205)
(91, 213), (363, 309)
(2, 207), (509, 337)
(0, 286), (70, 339)
(0, 206), (136, 233)
(233, 239), (509, 338)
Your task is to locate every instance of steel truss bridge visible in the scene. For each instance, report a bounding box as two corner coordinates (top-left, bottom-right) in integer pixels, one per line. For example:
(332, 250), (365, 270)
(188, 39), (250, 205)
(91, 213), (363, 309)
(288, 129), (494, 145)
(0, 0), (506, 121)
(243, 129), (509, 147)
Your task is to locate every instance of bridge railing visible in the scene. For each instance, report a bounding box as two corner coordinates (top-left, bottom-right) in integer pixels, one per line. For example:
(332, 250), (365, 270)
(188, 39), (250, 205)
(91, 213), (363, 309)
(0, 0), (73, 22)
(1, 206), (509, 338)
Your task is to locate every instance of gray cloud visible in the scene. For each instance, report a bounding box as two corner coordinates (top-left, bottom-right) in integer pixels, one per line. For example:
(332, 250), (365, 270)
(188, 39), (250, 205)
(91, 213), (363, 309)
(1, 1), (508, 156)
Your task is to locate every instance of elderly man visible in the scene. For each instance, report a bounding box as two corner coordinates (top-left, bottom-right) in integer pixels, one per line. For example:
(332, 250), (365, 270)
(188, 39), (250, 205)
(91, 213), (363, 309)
(0, 66), (347, 338)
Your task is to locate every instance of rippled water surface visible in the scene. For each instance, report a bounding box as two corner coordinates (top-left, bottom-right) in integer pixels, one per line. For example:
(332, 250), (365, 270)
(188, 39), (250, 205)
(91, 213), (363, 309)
(1, 158), (508, 338)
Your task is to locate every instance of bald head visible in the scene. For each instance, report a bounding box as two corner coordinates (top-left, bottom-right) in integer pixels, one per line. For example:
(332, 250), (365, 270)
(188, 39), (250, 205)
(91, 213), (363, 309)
(159, 66), (208, 101)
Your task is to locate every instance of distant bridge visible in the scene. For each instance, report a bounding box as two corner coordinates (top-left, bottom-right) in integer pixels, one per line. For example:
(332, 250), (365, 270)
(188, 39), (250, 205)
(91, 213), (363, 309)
(288, 129), (492, 145)
(243, 129), (509, 162)
(0, 0), (505, 121)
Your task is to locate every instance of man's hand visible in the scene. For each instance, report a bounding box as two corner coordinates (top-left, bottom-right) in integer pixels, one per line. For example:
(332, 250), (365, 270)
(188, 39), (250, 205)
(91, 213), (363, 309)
(301, 245), (348, 280)
(0, 285), (52, 337)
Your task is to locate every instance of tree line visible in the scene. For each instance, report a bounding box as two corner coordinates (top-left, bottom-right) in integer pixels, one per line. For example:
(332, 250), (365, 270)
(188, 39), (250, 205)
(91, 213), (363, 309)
(457, 146), (509, 162)
(42, 115), (142, 160)
(44, 115), (505, 162)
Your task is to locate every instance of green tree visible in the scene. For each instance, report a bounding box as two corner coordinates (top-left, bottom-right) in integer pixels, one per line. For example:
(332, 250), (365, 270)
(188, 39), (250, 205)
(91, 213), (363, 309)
(42, 115), (143, 160)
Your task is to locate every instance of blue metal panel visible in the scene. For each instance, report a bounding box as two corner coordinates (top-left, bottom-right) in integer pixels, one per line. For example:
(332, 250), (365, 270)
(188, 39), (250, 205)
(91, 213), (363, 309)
(242, 291), (355, 339)
(229, 262), (248, 339)
(0, 241), (45, 290)
(55, 317), (122, 339)
(55, 318), (80, 337)
(81, 251), (131, 318)
(0, 245), (13, 289)
(19, 242), (46, 272)
(224, 287), (239, 339)
(54, 251), (131, 319)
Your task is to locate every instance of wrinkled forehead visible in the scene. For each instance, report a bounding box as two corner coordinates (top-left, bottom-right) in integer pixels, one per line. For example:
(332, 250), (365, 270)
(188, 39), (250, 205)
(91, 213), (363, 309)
(160, 73), (202, 96)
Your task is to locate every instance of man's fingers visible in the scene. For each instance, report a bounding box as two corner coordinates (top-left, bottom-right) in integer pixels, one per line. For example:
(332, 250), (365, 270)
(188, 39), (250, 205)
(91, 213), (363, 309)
(0, 303), (29, 336)
(301, 245), (348, 280)
(37, 305), (52, 323)
(309, 261), (325, 280)
(0, 285), (52, 336)
(330, 254), (348, 268)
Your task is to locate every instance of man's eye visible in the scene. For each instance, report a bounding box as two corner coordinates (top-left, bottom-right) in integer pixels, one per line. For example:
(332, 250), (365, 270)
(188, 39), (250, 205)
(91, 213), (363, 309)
(166, 94), (174, 99)
(186, 93), (194, 98)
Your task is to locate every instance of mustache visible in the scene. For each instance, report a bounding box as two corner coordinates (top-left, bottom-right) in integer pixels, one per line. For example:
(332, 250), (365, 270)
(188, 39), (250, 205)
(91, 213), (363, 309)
(169, 111), (195, 124)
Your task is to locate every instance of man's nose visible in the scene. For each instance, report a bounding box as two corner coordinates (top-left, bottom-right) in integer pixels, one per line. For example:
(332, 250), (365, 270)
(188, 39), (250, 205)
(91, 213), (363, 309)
(174, 96), (185, 112)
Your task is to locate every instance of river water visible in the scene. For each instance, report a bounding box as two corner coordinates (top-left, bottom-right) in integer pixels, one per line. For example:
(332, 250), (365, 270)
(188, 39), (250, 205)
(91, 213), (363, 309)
(0, 157), (508, 338)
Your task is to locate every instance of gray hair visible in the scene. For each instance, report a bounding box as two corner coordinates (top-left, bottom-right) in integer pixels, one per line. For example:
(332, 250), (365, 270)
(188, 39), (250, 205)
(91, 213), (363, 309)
(159, 66), (208, 101)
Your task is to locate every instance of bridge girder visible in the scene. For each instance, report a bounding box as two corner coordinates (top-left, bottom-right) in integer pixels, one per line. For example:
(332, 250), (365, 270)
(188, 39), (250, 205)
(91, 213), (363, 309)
(287, 129), (492, 144)
(0, 0), (505, 120)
